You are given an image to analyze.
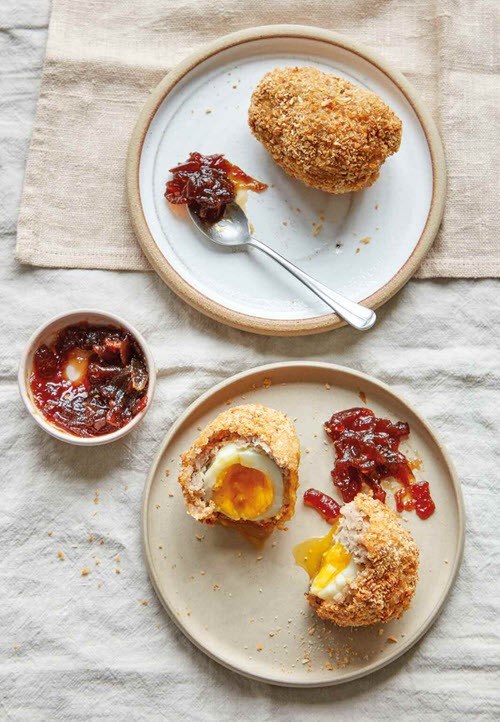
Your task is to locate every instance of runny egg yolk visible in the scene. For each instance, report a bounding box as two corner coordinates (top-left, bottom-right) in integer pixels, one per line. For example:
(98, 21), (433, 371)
(294, 525), (355, 598)
(312, 540), (352, 591)
(294, 526), (340, 579)
(211, 463), (274, 521)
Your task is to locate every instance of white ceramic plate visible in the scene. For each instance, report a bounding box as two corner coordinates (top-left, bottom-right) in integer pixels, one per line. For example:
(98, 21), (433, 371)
(143, 362), (463, 687)
(128, 26), (446, 336)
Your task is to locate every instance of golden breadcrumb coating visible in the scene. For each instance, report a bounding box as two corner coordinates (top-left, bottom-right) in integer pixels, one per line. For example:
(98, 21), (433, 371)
(249, 66), (402, 193)
(178, 404), (300, 532)
(307, 494), (419, 626)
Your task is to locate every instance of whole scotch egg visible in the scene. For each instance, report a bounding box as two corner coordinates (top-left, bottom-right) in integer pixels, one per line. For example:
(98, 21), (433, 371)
(297, 494), (419, 626)
(178, 404), (300, 533)
(249, 66), (402, 194)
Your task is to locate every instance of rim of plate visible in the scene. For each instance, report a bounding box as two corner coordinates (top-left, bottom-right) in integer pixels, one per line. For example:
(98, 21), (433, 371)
(127, 25), (447, 336)
(142, 361), (464, 687)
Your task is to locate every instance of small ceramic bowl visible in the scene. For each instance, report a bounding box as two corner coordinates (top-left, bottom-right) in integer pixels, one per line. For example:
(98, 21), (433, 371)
(18, 309), (157, 446)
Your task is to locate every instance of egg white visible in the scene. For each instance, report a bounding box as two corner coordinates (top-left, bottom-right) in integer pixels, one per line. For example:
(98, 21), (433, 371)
(203, 442), (284, 520)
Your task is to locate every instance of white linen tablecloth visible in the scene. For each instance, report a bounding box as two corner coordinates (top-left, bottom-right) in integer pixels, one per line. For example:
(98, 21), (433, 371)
(1, 1), (499, 719)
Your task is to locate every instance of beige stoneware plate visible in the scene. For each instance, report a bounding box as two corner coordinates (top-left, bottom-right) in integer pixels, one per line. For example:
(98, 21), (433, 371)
(127, 25), (446, 336)
(143, 362), (464, 686)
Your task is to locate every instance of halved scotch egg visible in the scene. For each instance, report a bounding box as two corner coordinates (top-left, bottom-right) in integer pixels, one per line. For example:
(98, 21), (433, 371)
(178, 404), (300, 533)
(296, 494), (419, 626)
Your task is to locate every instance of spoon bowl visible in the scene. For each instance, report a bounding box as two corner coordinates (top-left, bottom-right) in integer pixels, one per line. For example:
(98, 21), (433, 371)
(188, 202), (251, 248)
(188, 201), (376, 331)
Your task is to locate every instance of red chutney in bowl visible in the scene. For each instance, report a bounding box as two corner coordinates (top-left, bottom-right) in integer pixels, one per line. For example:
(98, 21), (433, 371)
(30, 323), (149, 438)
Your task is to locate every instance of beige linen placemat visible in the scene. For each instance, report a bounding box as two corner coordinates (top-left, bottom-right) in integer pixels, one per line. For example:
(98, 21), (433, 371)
(16, 0), (499, 277)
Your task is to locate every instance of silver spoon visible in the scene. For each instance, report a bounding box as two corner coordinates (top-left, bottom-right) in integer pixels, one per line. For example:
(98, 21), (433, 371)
(188, 202), (376, 331)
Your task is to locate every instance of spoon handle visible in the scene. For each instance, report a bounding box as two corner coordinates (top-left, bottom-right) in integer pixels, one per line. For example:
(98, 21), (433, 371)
(248, 237), (376, 331)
